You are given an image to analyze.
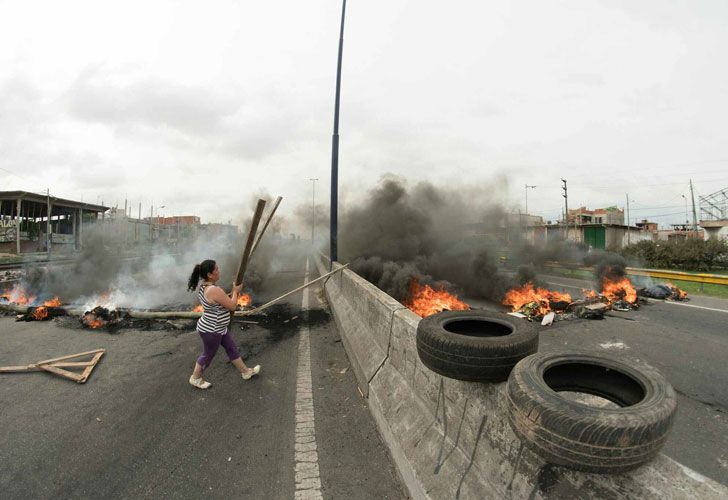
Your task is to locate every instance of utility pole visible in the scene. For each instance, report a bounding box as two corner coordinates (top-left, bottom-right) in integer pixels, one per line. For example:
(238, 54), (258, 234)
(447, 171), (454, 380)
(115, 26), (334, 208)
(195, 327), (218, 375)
(681, 194), (689, 228)
(524, 184), (536, 214)
(689, 179), (698, 237)
(330, 0), (347, 267)
(46, 188), (51, 258)
(561, 179), (568, 240)
(309, 178), (319, 244)
(626, 194), (631, 245)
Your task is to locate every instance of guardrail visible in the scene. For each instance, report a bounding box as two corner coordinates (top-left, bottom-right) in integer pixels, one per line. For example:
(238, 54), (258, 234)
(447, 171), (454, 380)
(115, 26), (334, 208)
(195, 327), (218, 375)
(626, 267), (728, 286)
(543, 262), (728, 286)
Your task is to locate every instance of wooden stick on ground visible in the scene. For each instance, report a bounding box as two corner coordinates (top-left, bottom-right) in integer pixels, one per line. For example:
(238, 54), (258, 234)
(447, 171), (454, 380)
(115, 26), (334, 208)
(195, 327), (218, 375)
(250, 196), (282, 258)
(0, 349), (105, 384)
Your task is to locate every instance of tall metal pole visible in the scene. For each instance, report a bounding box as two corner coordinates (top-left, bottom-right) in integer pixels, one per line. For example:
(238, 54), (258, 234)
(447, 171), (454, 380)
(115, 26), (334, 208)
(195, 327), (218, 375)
(309, 178), (318, 244)
(330, 0), (347, 267)
(524, 184), (536, 214)
(626, 194), (631, 245)
(689, 179), (698, 237)
(561, 179), (568, 241)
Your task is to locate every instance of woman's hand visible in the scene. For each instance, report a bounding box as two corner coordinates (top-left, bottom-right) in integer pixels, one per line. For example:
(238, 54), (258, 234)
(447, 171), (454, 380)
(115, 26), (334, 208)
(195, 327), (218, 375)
(232, 282), (243, 295)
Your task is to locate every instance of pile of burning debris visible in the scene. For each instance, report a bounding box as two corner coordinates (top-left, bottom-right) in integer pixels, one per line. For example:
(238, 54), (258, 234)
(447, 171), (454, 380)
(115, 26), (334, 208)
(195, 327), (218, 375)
(0, 283), (255, 331)
(501, 269), (689, 322)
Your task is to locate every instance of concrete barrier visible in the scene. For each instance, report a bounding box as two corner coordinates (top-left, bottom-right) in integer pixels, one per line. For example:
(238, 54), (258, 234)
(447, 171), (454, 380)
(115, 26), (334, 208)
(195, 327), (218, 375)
(314, 254), (727, 499)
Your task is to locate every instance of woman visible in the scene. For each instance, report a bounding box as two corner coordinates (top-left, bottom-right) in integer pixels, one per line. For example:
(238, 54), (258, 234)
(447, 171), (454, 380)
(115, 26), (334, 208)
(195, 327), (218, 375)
(187, 259), (261, 389)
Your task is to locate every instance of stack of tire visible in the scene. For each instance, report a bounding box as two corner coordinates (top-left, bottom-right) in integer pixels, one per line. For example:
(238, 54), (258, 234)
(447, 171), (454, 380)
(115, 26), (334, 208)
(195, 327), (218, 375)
(416, 310), (677, 473)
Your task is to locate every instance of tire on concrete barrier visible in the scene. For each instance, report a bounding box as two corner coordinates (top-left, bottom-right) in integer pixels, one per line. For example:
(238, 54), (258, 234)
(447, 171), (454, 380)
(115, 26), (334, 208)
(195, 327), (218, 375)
(415, 310), (538, 382)
(507, 351), (677, 474)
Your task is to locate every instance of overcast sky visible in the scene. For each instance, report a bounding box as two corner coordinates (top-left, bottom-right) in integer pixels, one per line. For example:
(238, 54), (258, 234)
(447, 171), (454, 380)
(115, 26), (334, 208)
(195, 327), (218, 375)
(1, 0), (726, 230)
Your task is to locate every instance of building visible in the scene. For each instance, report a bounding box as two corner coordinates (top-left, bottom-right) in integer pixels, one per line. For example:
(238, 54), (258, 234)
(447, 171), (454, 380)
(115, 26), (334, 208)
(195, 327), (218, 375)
(0, 191), (108, 254)
(149, 216), (201, 226)
(568, 206), (624, 225)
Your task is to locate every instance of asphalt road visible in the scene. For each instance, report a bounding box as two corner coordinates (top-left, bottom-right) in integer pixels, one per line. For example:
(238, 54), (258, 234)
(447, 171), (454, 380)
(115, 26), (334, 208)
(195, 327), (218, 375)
(0, 257), (405, 499)
(469, 273), (728, 486)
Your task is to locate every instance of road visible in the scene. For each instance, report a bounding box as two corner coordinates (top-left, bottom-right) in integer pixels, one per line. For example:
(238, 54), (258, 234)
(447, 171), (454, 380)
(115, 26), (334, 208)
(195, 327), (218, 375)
(468, 273), (728, 485)
(0, 257), (405, 499)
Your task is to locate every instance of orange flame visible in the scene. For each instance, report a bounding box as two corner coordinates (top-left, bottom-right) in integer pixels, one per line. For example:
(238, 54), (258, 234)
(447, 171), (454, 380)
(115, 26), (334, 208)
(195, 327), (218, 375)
(404, 279), (470, 318)
(237, 293), (252, 308)
(43, 297), (62, 307)
(32, 306), (49, 320)
(0, 285), (37, 305)
(502, 283), (572, 316)
(81, 314), (106, 329)
(192, 304), (203, 312)
(601, 276), (637, 303)
(665, 282), (688, 300)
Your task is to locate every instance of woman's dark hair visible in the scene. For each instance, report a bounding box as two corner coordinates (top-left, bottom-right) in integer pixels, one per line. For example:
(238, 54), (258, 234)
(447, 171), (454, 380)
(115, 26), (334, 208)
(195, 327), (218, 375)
(188, 259), (216, 291)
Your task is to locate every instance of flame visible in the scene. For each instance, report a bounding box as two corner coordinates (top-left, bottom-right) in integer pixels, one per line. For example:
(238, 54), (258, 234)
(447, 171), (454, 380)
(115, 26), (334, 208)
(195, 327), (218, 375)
(192, 304), (203, 312)
(404, 279), (469, 318)
(582, 289), (599, 300)
(503, 283), (572, 316)
(32, 306), (49, 320)
(601, 276), (637, 303)
(237, 293), (252, 308)
(81, 314), (106, 329)
(86, 317), (105, 329)
(0, 284), (37, 305)
(43, 297), (62, 307)
(665, 283), (688, 300)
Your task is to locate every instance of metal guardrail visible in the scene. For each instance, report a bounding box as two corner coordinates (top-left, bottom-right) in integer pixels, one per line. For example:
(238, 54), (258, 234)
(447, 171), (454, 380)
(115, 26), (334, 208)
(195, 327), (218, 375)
(625, 267), (728, 286)
(543, 262), (728, 286)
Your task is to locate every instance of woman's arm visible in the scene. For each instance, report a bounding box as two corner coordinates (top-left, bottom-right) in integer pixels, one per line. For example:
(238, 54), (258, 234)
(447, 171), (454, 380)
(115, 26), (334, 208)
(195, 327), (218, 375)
(206, 285), (239, 312)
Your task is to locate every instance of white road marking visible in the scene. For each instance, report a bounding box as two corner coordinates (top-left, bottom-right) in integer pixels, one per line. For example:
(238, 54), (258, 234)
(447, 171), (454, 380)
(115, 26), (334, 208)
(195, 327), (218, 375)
(294, 258), (323, 500)
(660, 300), (728, 314)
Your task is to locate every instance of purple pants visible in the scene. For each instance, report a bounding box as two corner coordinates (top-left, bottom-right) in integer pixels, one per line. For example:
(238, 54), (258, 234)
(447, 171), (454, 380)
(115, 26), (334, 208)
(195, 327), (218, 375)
(196, 329), (241, 371)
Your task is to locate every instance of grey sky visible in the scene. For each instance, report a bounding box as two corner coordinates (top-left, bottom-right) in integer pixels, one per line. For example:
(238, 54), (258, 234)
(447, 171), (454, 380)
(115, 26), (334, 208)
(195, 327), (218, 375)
(1, 0), (726, 230)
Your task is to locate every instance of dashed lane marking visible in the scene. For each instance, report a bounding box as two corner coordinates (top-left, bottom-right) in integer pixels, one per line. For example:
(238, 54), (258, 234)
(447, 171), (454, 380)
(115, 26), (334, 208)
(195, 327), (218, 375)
(294, 258), (323, 500)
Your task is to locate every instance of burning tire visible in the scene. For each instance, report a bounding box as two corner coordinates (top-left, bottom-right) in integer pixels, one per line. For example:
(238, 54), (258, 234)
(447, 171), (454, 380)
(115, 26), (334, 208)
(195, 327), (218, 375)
(506, 351), (677, 474)
(415, 310), (538, 382)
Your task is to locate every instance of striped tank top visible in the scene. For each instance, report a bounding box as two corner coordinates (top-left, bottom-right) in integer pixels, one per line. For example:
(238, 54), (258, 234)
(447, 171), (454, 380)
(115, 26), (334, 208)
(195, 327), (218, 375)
(196, 284), (231, 335)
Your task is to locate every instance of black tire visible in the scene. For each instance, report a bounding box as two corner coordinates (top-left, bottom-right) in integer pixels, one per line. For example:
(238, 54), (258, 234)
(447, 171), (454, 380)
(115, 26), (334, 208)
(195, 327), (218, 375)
(507, 351), (677, 474)
(415, 310), (538, 382)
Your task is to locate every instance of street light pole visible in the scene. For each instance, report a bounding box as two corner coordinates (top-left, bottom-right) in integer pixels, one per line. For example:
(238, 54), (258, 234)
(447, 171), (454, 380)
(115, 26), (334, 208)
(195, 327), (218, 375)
(524, 184), (536, 214)
(681, 194), (689, 228)
(330, 0), (347, 268)
(309, 178), (318, 244)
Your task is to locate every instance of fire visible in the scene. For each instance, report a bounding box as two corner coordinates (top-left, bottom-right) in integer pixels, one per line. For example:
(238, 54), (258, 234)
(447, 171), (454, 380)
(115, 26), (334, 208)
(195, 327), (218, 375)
(32, 307), (49, 320)
(601, 276), (637, 304)
(237, 293), (252, 308)
(582, 289), (599, 299)
(404, 279), (469, 318)
(503, 283), (572, 316)
(0, 284), (37, 305)
(43, 297), (62, 307)
(85, 317), (106, 329)
(665, 283), (689, 300)
(192, 304), (203, 312)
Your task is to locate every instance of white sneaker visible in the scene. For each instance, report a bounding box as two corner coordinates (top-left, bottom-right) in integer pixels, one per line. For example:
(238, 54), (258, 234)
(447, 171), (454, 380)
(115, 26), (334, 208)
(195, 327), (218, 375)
(242, 365), (261, 380)
(189, 375), (212, 389)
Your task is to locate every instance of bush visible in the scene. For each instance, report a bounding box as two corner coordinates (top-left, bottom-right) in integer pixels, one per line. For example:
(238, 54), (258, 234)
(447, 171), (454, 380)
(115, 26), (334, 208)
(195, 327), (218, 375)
(621, 238), (728, 271)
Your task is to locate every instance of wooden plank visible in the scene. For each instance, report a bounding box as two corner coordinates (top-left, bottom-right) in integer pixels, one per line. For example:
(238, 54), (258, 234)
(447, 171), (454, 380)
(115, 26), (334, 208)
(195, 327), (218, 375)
(0, 365), (43, 373)
(78, 351), (105, 383)
(33, 349), (105, 366)
(234, 199), (267, 286)
(51, 361), (96, 368)
(39, 364), (84, 382)
(250, 196), (282, 257)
